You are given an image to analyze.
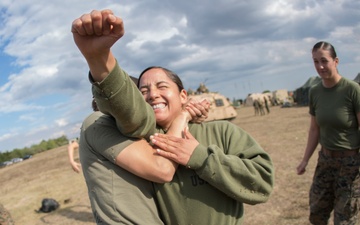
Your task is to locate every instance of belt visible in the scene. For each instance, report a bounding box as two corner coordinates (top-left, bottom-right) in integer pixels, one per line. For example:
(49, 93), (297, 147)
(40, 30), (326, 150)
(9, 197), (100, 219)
(321, 147), (359, 158)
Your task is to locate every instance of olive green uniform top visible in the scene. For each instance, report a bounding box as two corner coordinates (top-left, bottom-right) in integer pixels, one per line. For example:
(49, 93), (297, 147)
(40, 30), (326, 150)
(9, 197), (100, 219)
(91, 62), (274, 225)
(80, 65), (163, 224)
(90, 64), (156, 140)
(309, 77), (360, 151)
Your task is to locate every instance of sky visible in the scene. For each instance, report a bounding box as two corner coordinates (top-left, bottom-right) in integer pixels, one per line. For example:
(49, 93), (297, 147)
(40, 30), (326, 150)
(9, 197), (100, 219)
(0, 0), (359, 153)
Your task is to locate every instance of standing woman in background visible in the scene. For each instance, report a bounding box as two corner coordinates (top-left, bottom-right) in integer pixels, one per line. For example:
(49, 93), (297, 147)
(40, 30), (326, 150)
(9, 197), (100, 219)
(67, 99), (98, 173)
(67, 138), (80, 173)
(297, 41), (360, 225)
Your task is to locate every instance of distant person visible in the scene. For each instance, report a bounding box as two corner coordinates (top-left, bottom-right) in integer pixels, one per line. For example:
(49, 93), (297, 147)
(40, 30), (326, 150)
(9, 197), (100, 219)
(253, 99), (260, 116)
(296, 41), (360, 225)
(67, 99), (98, 173)
(275, 98), (279, 106)
(270, 97), (276, 106)
(258, 99), (265, 116)
(264, 96), (270, 114)
(67, 138), (80, 173)
(0, 203), (14, 225)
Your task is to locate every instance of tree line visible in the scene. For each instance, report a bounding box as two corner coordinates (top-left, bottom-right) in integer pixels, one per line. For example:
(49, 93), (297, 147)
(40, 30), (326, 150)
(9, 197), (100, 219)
(0, 135), (69, 163)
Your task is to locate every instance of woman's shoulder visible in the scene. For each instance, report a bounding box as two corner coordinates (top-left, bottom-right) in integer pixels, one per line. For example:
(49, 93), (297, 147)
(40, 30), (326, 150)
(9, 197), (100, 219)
(341, 77), (360, 89)
(82, 111), (115, 128)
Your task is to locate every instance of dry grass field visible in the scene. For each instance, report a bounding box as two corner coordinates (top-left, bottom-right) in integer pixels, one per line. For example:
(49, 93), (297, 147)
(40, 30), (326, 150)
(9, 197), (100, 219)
(1, 105), (330, 225)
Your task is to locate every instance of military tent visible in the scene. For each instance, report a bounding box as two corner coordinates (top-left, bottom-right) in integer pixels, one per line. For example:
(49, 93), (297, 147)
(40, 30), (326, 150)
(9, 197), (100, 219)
(294, 76), (321, 106)
(354, 73), (360, 84)
(272, 89), (289, 105)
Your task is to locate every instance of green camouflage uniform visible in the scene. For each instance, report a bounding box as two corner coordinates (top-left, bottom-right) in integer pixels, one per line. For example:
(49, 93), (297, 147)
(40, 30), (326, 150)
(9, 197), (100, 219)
(310, 151), (360, 225)
(0, 203), (14, 225)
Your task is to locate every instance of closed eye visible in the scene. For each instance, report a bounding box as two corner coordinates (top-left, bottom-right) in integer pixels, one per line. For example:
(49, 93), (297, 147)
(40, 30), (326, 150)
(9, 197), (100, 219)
(140, 88), (148, 95)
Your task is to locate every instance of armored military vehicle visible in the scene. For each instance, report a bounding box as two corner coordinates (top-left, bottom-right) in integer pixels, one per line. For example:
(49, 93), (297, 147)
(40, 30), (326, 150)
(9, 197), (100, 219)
(187, 83), (237, 122)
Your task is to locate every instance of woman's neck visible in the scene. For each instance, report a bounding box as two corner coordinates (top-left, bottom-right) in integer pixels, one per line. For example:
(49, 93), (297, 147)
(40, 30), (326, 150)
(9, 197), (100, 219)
(157, 122), (170, 133)
(322, 73), (342, 88)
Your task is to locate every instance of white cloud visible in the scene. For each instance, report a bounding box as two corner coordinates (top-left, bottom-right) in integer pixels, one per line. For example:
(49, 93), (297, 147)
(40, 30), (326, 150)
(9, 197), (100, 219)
(0, 0), (360, 152)
(55, 118), (69, 128)
(0, 133), (15, 142)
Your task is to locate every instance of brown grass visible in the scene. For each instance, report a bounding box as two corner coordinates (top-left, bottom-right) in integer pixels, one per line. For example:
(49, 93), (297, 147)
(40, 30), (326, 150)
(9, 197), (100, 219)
(0, 105), (331, 224)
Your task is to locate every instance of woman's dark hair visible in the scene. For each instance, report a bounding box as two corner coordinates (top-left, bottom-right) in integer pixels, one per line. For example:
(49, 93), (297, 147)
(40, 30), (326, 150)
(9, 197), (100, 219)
(312, 41), (337, 59)
(137, 66), (184, 92)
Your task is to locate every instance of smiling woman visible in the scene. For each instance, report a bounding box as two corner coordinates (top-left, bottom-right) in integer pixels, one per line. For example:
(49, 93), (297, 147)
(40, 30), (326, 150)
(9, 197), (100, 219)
(97, 60), (275, 225)
(72, 9), (214, 225)
(138, 66), (187, 131)
(72, 8), (274, 225)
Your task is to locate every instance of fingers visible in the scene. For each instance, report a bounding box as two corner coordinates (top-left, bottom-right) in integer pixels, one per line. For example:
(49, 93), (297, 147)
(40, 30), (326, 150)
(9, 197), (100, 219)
(151, 132), (197, 165)
(150, 136), (177, 161)
(186, 99), (209, 121)
(71, 12), (100, 35)
(297, 169), (305, 175)
(91, 10), (103, 36)
(109, 14), (124, 36)
(71, 17), (87, 35)
(185, 103), (200, 118)
(100, 9), (113, 35)
(155, 148), (179, 163)
(101, 10), (124, 36)
(150, 134), (183, 163)
(200, 99), (210, 110)
(200, 99), (210, 116)
(71, 163), (81, 173)
(151, 133), (170, 146)
(297, 167), (305, 175)
(194, 98), (210, 115)
(150, 133), (179, 151)
(71, 9), (123, 37)
(296, 163), (306, 175)
(83, 12), (97, 35)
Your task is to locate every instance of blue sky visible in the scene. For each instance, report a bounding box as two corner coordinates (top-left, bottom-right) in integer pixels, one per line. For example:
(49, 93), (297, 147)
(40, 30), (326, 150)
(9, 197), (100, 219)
(0, 0), (359, 152)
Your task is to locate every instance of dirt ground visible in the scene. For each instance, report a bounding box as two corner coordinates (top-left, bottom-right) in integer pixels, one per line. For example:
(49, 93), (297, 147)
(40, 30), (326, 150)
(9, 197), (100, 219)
(0, 105), (329, 224)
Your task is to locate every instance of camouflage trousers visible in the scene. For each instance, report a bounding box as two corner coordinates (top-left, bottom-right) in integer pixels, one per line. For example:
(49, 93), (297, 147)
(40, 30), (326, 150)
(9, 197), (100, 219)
(309, 151), (360, 225)
(0, 203), (14, 225)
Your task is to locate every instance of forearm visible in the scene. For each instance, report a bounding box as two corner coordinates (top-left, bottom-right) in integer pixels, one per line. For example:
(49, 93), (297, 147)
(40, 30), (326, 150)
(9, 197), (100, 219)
(166, 111), (190, 137)
(92, 112), (190, 183)
(302, 116), (320, 162)
(116, 140), (177, 183)
(86, 51), (116, 82)
(67, 148), (75, 162)
(67, 143), (78, 162)
(302, 128), (319, 162)
(91, 62), (156, 139)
